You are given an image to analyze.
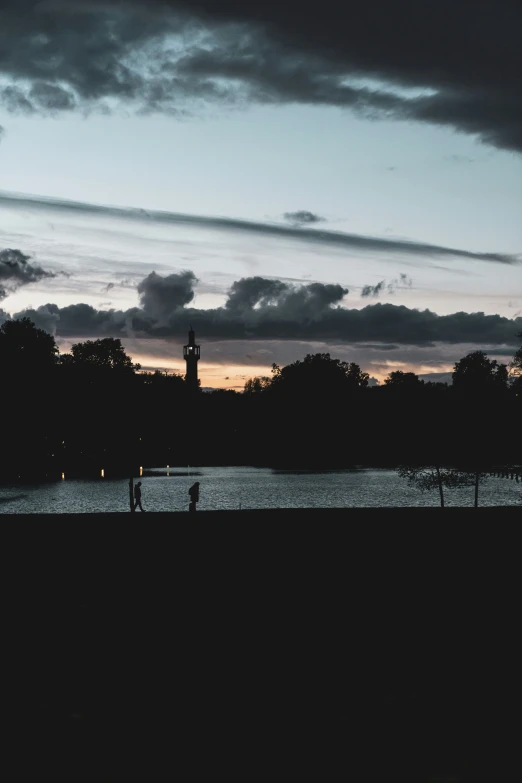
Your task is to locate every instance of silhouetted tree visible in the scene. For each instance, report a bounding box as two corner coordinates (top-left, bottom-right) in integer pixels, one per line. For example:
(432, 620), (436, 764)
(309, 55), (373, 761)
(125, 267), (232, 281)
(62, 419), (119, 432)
(0, 319), (60, 479)
(452, 351), (508, 393)
(345, 361), (370, 389)
(0, 317), (57, 371)
(243, 376), (272, 395)
(397, 465), (463, 507)
(69, 338), (140, 372)
(471, 470), (488, 507)
(510, 332), (522, 371)
(270, 353), (369, 398)
(509, 332), (522, 393)
(384, 371), (423, 390)
(450, 464), (490, 507)
(397, 465), (481, 507)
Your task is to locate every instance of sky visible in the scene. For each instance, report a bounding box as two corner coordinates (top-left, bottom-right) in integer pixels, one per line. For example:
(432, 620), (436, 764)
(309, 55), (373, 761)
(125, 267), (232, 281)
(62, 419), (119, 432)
(1, 1), (521, 388)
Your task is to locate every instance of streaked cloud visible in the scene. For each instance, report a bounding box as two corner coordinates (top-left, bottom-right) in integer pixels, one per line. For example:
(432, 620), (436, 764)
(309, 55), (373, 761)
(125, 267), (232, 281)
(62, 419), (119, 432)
(1, 191), (518, 266)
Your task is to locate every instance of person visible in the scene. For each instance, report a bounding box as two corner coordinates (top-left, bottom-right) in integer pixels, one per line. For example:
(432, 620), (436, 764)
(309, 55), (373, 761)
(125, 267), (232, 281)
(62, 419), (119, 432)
(134, 481), (145, 512)
(189, 481), (200, 512)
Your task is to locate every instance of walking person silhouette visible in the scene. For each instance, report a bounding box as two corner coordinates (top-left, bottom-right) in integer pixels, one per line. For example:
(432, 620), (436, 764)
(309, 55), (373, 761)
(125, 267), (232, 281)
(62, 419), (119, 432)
(189, 481), (200, 512)
(134, 481), (145, 512)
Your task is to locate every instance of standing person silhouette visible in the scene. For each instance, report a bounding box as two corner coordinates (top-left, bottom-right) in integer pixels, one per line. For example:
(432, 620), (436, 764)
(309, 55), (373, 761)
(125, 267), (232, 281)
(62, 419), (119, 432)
(134, 481), (145, 512)
(189, 481), (200, 512)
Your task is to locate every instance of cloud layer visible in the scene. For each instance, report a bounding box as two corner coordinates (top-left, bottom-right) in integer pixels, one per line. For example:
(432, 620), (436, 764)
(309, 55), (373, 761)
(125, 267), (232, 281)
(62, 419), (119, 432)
(0, 1), (520, 152)
(0, 247), (56, 300)
(9, 270), (521, 348)
(1, 191), (518, 266)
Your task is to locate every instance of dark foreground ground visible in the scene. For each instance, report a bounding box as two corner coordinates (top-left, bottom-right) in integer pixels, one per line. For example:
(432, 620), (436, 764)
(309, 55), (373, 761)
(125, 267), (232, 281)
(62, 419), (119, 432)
(3, 507), (521, 780)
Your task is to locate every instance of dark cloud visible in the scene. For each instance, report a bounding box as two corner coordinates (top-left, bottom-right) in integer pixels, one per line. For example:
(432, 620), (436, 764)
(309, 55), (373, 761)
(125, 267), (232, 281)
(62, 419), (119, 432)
(29, 81), (77, 112)
(387, 273), (413, 294)
(9, 271), (521, 348)
(1, 191), (518, 266)
(283, 211), (324, 226)
(363, 344), (400, 352)
(362, 281), (386, 298)
(13, 301), (135, 338)
(13, 303), (61, 335)
(225, 277), (289, 313)
(0, 248), (56, 300)
(137, 270), (196, 324)
(361, 274), (413, 297)
(0, 2), (519, 151)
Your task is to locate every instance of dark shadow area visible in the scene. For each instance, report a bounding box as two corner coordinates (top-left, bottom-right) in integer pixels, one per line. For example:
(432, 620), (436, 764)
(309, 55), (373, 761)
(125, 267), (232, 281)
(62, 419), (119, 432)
(3, 508), (521, 781)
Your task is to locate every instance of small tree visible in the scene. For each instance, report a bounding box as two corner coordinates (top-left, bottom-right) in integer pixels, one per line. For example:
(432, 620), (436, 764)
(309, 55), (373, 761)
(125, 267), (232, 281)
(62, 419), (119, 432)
(397, 465), (450, 507)
(452, 466), (489, 508)
(397, 465), (482, 507)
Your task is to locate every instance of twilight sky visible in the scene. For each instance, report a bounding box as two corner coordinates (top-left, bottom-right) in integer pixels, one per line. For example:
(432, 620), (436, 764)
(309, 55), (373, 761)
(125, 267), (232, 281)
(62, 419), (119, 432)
(1, 1), (521, 388)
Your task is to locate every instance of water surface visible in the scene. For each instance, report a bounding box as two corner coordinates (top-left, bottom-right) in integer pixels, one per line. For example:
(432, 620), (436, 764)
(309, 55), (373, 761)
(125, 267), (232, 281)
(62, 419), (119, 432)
(1, 467), (520, 513)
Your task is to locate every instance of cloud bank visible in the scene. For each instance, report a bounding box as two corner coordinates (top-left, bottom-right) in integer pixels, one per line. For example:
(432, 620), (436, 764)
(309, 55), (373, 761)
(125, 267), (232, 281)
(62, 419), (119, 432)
(0, 1), (519, 152)
(9, 270), (521, 348)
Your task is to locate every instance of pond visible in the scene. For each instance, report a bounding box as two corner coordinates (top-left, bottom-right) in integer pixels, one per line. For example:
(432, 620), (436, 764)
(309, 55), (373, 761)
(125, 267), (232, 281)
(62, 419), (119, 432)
(1, 466), (520, 513)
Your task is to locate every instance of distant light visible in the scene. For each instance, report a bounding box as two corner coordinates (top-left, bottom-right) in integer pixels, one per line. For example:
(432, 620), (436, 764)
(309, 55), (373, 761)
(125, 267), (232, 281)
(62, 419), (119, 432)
(101, 468), (105, 478)
(166, 465), (169, 469)
(139, 466), (143, 477)
(61, 472), (65, 480)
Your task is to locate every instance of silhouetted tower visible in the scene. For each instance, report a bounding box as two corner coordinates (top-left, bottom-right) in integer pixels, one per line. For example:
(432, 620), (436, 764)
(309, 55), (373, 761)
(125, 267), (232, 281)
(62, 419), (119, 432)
(183, 326), (200, 392)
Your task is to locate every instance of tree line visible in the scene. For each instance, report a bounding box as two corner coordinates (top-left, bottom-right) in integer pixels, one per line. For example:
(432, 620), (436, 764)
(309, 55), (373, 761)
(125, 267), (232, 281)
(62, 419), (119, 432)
(0, 317), (520, 483)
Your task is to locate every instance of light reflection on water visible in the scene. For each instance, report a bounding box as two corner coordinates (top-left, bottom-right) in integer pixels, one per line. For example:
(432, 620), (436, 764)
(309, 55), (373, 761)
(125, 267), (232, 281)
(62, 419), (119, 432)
(0, 467), (520, 513)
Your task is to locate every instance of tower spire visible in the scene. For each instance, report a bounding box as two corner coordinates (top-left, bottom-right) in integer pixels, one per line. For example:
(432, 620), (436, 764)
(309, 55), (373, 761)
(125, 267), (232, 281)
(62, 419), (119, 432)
(183, 327), (200, 391)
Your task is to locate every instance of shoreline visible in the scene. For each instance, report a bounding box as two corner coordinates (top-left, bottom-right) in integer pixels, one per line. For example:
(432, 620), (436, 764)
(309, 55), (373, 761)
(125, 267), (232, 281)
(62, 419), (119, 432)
(2, 505), (520, 518)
